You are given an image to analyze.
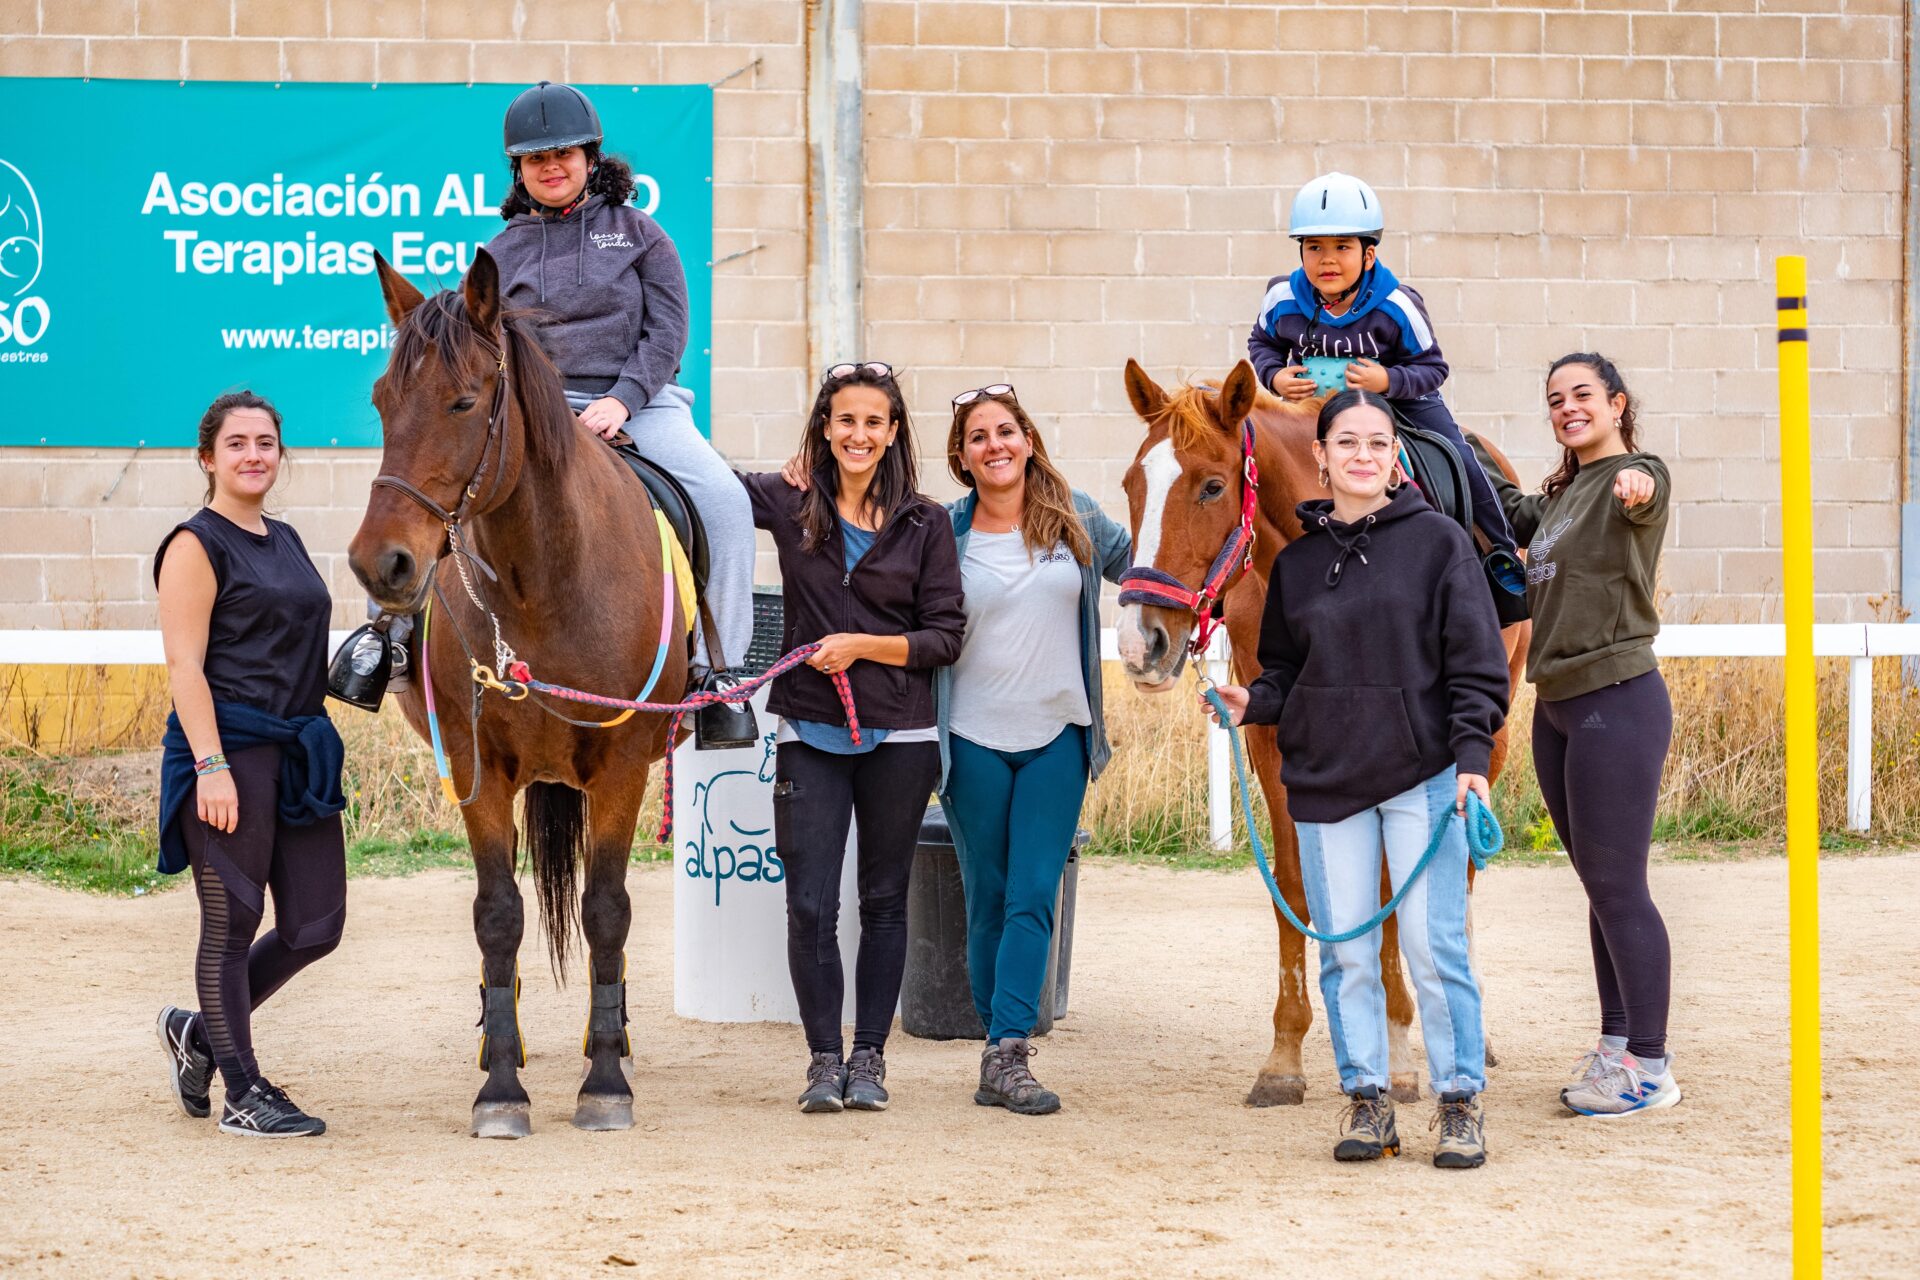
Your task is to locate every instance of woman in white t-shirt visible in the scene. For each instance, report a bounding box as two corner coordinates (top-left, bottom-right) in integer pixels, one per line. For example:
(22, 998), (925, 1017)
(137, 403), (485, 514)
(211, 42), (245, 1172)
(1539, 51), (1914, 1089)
(936, 385), (1131, 1115)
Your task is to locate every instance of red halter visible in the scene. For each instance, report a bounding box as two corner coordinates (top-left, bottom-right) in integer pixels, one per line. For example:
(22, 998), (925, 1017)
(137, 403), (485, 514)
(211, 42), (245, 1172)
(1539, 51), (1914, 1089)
(1117, 418), (1260, 659)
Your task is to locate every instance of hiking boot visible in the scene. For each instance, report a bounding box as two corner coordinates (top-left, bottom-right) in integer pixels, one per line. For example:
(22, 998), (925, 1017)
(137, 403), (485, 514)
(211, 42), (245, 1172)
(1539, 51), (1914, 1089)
(1334, 1087), (1399, 1161)
(218, 1080), (326, 1138)
(798, 1051), (847, 1114)
(155, 1005), (214, 1119)
(1563, 1054), (1682, 1118)
(975, 1039), (1061, 1116)
(844, 1047), (890, 1111)
(1559, 1042), (1624, 1107)
(1430, 1091), (1487, 1169)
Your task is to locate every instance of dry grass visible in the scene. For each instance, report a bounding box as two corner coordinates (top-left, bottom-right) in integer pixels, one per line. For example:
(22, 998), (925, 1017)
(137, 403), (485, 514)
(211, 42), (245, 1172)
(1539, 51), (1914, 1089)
(1087, 657), (1920, 860)
(5, 653), (1917, 894)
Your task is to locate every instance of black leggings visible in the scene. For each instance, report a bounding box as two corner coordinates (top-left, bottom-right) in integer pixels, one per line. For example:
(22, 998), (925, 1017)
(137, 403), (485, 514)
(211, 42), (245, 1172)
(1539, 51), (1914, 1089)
(177, 744), (347, 1093)
(773, 740), (941, 1056)
(1532, 670), (1673, 1060)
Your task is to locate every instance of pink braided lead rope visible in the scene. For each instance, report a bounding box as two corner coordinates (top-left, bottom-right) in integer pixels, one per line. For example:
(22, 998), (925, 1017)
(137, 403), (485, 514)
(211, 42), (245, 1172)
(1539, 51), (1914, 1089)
(510, 641), (859, 844)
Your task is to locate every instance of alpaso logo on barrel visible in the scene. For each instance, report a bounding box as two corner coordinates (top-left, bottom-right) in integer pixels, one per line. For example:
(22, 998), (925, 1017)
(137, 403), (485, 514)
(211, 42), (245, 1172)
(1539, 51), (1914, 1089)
(683, 733), (785, 905)
(0, 158), (50, 360)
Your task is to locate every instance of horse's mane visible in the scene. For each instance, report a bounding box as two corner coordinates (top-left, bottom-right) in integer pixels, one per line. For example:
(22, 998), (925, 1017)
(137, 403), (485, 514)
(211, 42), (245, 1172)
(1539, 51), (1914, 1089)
(1157, 379), (1313, 451)
(386, 291), (576, 466)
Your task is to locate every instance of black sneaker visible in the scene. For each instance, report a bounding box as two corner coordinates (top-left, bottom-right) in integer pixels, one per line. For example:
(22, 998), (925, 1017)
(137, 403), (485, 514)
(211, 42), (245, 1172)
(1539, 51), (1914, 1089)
(218, 1080), (327, 1138)
(844, 1047), (889, 1111)
(798, 1051), (847, 1114)
(155, 1005), (213, 1119)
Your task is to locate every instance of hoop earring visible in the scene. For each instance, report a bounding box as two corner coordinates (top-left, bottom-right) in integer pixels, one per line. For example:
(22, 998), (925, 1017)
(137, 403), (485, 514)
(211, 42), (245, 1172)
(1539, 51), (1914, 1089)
(1316, 464), (1329, 489)
(1386, 465), (1403, 492)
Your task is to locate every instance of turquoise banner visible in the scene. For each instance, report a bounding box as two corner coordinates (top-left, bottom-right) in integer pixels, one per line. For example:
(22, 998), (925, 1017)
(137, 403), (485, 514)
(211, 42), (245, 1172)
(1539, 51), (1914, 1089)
(0, 79), (713, 446)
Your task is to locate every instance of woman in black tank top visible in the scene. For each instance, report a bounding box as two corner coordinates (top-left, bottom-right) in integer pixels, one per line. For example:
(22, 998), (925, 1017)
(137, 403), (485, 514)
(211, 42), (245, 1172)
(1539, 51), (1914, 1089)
(152, 391), (346, 1139)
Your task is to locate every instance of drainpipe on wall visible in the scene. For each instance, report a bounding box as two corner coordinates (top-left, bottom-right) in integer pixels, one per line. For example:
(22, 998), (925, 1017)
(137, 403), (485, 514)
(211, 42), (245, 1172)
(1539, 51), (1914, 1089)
(806, 0), (864, 372)
(1903, 5), (1918, 625)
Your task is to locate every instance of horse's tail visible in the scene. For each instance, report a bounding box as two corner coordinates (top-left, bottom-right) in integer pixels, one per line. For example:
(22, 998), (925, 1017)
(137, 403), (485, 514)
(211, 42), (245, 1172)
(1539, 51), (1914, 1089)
(522, 781), (588, 981)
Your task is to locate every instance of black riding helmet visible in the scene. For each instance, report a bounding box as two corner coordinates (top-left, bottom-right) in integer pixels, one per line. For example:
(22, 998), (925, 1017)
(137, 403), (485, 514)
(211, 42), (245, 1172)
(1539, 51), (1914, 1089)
(503, 81), (602, 156)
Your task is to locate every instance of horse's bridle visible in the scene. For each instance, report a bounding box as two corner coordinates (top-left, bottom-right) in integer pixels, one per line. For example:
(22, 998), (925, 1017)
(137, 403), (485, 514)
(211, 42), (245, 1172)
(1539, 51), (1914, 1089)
(369, 330), (513, 577)
(1117, 417), (1260, 662)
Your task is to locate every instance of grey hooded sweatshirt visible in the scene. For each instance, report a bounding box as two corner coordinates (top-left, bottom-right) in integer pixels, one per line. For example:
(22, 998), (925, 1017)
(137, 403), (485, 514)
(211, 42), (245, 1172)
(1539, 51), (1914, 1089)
(486, 194), (688, 417)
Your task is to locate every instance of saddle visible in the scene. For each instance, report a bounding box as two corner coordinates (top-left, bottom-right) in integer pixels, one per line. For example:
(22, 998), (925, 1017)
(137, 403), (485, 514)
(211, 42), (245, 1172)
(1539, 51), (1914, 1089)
(1392, 415), (1472, 536)
(1392, 415), (1530, 627)
(608, 435), (710, 600)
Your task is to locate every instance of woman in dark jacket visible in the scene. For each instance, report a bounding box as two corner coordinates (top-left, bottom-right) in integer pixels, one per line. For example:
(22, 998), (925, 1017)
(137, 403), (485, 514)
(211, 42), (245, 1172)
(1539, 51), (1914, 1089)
(154, 391), (346, 1139)
(1209, 389), (1509, 1170)
(738, 361), (965, 1114)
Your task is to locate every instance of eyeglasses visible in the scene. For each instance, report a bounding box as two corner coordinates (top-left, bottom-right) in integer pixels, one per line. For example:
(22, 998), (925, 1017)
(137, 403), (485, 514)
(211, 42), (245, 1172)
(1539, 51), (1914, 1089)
(822, 361), (894, 383)
(953, 383), (1015, 407)
(1324, 434), (1396, 457)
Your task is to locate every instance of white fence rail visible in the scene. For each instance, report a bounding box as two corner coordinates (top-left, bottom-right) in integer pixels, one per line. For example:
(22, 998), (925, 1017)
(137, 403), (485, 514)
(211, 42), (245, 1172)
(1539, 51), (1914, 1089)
(4, 624), (1913, 840)
(1096, 622), (1920, 846)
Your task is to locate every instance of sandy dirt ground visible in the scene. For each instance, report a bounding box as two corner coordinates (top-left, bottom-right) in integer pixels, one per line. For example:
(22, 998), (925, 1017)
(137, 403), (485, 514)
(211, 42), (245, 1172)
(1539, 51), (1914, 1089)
(1, 853), (1915, 1279)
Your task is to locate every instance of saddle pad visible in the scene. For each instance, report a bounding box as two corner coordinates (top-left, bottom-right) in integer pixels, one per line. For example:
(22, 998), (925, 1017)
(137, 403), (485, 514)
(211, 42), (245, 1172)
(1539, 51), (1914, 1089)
(654, 511), (696, 638)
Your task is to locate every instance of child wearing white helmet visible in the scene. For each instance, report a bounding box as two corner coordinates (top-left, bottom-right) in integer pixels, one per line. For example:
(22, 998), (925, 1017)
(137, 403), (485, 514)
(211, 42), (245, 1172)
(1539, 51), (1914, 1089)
(1250, 173), (1525, 610)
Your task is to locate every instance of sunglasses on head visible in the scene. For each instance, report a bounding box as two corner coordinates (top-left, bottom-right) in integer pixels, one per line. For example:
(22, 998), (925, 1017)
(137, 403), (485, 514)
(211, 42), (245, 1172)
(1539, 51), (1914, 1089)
(822, 361), (894, 383)
(952, 383), (1016, 407)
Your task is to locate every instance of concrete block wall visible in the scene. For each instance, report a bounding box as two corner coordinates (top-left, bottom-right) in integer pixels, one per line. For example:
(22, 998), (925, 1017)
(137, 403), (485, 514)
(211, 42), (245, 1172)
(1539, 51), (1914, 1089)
(862, 0), (1905, 623)
(0, 0), (1907, 626)
(0, 0), (807, 626)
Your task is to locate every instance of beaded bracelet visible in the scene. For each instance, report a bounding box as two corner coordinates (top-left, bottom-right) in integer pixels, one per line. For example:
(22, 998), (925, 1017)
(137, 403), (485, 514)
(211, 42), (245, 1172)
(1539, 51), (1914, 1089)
(194, 753), (229, 777)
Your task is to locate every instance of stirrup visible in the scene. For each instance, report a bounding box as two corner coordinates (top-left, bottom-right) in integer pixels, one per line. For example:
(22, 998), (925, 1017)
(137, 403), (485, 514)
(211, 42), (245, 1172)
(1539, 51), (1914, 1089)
(693, 670), (760, 751)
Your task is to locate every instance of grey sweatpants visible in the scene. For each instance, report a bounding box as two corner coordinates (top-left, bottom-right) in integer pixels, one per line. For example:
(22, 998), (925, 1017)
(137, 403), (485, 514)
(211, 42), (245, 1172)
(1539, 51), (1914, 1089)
(571, 383), (754, 670)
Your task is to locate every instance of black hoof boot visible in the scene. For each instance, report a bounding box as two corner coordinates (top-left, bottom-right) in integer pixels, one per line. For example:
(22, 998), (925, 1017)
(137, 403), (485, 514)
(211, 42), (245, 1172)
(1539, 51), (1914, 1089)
(694, 671), (759, 751)
(575, 981), (634, 1132)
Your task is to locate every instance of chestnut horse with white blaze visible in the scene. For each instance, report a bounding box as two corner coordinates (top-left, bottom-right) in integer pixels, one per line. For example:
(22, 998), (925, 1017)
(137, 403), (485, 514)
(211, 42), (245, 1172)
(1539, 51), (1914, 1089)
(1116, 359), (1528, 1106)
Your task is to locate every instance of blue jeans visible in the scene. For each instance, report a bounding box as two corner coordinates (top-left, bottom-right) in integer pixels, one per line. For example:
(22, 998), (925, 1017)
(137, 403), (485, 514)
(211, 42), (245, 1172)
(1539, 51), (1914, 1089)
(1296, 766), (1486, 1096)
(943, 726), (1089, 1041)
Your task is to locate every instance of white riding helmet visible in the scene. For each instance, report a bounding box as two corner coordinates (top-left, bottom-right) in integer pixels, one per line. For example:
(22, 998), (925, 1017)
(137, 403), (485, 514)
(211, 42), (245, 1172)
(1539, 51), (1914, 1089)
(1289, 172), (1384, 242)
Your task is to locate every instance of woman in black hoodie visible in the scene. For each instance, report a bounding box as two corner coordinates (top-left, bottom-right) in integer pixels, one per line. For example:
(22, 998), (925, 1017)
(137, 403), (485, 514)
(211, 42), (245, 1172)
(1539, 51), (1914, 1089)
(1209, 390), (1508, 1169)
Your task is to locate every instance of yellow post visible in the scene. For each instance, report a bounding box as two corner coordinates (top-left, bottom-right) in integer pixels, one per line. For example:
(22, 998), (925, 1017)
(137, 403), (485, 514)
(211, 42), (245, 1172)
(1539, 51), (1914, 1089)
(1776, 255), (1822, 1276)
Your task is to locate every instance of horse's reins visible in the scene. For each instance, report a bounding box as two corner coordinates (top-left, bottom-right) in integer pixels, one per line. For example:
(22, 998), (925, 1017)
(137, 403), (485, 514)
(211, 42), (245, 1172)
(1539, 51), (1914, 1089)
(376, 321), (861, 833)
(1116, 415), (1261, 663)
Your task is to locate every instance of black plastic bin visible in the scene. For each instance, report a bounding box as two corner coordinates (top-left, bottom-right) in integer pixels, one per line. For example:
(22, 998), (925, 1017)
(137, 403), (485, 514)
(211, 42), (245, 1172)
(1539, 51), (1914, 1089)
(901, 804), (1085, 1041)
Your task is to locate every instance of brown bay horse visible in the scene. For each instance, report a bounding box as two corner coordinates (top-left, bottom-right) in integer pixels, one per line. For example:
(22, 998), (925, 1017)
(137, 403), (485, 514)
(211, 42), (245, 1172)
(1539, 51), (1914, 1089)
(1115, 359), (1528, 1106)
(348, 250), (684, 1138)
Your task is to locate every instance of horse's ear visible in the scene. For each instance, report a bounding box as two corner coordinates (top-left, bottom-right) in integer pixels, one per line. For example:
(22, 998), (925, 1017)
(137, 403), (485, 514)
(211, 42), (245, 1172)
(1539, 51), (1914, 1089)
(1124, 359), (1167, 421)
(374, 251), (424, 329)
(463, 248), (502, 337)
(1220, 360), (1259, 431)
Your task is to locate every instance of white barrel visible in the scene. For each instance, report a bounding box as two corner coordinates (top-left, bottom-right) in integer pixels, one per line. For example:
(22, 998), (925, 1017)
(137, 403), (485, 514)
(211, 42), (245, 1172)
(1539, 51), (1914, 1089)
(671, 687), (861, 1023)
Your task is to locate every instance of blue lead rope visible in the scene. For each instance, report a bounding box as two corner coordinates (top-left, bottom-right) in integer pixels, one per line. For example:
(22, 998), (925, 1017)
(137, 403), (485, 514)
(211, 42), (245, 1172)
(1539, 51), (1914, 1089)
(1202, 685), (1504, 946)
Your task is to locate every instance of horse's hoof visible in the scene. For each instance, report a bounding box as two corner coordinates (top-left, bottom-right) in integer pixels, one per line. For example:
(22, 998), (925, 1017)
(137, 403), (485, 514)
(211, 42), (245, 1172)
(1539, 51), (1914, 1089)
(572, 1093), (635, 1131)
(1484, 1042), (1500, 1069)
(1388, 1075), (1421, 1104)
(470, 1101), (532, 1139)
(1245, 1073), (1307, 1107)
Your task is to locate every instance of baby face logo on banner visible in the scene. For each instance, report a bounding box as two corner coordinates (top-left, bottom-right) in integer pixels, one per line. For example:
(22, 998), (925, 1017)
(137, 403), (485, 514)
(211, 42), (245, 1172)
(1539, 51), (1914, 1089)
(0, 159), (49, 352)
(0, 79), (714, 447)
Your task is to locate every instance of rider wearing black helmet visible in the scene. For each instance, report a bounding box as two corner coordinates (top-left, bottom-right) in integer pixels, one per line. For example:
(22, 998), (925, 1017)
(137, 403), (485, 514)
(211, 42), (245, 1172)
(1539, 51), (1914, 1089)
(490, 80), (757, 744)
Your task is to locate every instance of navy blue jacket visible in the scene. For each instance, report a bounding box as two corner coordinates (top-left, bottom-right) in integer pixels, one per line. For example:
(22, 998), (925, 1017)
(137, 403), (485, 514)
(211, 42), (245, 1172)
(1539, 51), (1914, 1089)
(157, 702), (346, 875)
(1247, 262), (1448, 402)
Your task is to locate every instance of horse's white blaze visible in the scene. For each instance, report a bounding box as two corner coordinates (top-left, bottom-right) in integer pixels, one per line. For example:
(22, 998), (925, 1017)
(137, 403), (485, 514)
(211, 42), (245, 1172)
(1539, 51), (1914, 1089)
(1116, 440), (1185, 676)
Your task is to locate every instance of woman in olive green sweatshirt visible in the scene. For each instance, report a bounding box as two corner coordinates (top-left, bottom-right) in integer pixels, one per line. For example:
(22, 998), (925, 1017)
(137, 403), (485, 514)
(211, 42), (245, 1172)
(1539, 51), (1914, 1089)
(1476, 353), (1679, 1120)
